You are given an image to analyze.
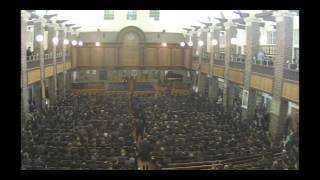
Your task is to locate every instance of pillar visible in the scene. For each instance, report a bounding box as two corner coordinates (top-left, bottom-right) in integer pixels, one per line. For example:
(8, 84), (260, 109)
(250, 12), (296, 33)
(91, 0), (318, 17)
(47, 77), (55, 105)
(33, 17), (46, 109)
(58, 26), (66, 98)
(197, 29), (205, 95)
(269, 11), (294, 145)
(242, 17), (261, 121)
(47, 23), (58, 104)
(21, 10), (30, 127)
(227, 82), (235, 109)
(222, 22), (237, 111)
(33, 83), (42, 108)
(208, 26), (220, 102)
(242, 89), (257, 122)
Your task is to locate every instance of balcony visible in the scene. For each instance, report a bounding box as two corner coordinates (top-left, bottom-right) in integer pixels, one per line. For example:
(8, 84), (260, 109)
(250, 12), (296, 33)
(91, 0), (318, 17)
(26, 52), (69, 69)
(284, 59), (299, 81)
(230, 54), (245, 70)
(213, 53), (225, 66)
(252, 56), (274, 75)
(201, 52), (210, 63)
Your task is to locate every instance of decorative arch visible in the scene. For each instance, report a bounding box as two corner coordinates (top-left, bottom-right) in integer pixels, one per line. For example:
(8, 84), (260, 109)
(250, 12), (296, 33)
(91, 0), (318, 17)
(116, 26), (146, 43)
(117, 26), (146, 66)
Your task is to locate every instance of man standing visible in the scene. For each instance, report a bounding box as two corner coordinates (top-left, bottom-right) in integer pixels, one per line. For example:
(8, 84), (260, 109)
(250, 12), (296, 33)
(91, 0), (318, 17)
(26, 47), (32, 61)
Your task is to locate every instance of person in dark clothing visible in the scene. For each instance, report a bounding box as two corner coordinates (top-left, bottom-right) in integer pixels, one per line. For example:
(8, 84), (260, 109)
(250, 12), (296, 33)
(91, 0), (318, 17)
(139, 138), (153, 170)
(27, 47), (32, 61)
(135, 119), (144, 142)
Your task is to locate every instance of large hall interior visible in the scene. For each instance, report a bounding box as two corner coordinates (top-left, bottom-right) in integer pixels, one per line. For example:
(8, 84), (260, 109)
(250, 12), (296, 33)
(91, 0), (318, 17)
(20, 10), (299, 170)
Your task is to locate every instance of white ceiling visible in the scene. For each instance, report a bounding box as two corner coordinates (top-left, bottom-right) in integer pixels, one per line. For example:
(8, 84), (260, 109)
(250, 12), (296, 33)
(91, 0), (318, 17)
(34, 10), (299, 32)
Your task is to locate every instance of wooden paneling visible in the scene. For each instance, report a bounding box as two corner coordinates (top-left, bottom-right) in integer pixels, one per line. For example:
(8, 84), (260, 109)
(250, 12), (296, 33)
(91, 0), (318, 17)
(57, 63), (64, 73)
(144, 48), (158, 66)
(27, 69), (40, 84)
(213, 66), (225, 78)
(228, 69), (244, 84)
(44, 66), (53, 78)
(291, 107), (299, 131)
(184, 48), (192, 68)
(103, 48), (117, 66)
(250, 74), (273, 93)
(65, 62), (71, 70)
(201, 63), (210, 74)
(192, 61), (199, 70)
(78, 48), (91, 67)
(91, 48), (103, 67)
(72, 47), (77, 68)
(171, 48), (183, 66)
(282, 81), (299, 103)
(158, 48), (171, 66)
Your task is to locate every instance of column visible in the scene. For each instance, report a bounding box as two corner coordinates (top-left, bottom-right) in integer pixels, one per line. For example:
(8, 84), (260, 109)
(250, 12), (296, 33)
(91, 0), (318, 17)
(47, 23), (58, 104)
(242, 17), (261, 121)
(33, 17), (46, 109)
(269, 11), (294, 145)
(228, 82), (235, 108)
(58, 26), (66, 98)
(33, 83), (42, 108)
(223, 22), (237, 111)
(197, 29), (205, 95)
(21, 10), (30, 126)
(208, 26), (220, 102)
(64, 28), (72, 95)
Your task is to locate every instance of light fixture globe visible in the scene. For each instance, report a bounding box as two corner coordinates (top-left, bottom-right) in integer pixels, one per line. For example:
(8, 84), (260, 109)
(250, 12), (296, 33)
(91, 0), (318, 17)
(63, 39), (69, 45)
(71, 40), (77, 46)
(161, 42), (167, 47)
(198, 40), (204, 47)
(36, 34), (43, 42)
(95, 42), (101, 46)
(231, 38), (238, 45)
(212, 39), (218, 46)
(188, 41), (193, 47)
(78, 41), (83, 46)
(52, 37), (59, 45)
(180, 42), (185, 47)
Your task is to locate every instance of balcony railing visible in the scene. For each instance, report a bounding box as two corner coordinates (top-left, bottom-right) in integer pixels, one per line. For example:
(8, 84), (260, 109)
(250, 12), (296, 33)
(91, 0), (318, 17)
(231, 54), (246, 63)
(214, 53), (225, 61)
(201, 52), (210, 62)
(252, 56), (274, 67)
(284, 59), (299, 71)
(26, 52), (68, 63)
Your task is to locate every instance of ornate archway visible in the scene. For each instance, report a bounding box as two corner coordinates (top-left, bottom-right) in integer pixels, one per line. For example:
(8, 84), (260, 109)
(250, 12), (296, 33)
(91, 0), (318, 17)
(117, 26), (146, 66)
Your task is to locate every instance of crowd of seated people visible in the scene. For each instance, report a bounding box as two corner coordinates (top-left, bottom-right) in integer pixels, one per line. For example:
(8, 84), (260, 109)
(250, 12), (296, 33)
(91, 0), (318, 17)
(21, 94), (137, 170)
(21, 88), (298, 170)
(130, 94), (299, 170)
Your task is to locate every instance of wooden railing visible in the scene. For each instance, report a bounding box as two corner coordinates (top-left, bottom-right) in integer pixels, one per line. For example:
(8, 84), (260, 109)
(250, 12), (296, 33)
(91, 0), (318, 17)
(161, 151), (283, 170)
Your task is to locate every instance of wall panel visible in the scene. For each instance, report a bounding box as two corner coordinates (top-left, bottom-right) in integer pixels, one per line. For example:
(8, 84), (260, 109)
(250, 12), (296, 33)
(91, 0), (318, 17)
(228, 69), (244, 84)
(78, 48), (91, 67)
(172, 48), (183, 66)
(201, 63), (210, 74)
(213, 66), (225, 77)
(91, 48), (103, 67)
(57, 63), (64, 73)
(27, 69), (40, 84)
(44, 66), (53, 78)
(158, 48), (170, 66)
(250, 73), (273, 93)
(144, 48), (158, 66)
(282, 81), (299, 103)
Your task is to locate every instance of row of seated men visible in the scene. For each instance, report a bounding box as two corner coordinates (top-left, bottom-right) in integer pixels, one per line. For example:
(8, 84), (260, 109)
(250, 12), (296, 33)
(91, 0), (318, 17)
(21, 94), (137, 170)
(132, 94), (298, 170)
